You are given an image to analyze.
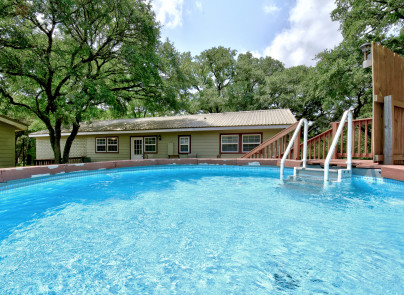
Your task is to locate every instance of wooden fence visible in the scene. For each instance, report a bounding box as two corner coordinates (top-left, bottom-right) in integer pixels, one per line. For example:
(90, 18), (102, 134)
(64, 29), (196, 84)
(372, 42), (404, 164)
(34, 157), (85, 166)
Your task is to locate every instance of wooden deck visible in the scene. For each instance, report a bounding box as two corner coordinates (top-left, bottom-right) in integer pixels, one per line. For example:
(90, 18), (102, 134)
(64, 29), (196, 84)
(381, 165), (404, 182)
(307, 159), (383, 169)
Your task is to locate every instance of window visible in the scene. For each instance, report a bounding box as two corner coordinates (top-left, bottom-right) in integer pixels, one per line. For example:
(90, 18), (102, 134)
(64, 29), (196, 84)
(242, 134), (261, 152)
(96, 138), (106, 152)
(221, 135), (239, 153)
(220, 133), (262, 153)
(107, 137), (118, 152)
(179, 136), (191, 153)
(144, 136), (157, 153)
(96, 137), (119, 153)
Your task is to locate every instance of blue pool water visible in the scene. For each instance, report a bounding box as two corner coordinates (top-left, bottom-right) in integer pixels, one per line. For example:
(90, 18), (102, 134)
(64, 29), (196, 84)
(0, 165), (403, 294)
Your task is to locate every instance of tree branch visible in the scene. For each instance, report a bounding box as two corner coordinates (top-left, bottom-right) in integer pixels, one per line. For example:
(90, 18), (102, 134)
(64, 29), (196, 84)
(111, 83), (144, 92)
(0, 86), (35, 113)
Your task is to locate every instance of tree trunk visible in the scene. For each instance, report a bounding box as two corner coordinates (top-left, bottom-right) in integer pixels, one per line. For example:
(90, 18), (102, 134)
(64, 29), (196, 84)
(62, 122), (80, 164)
(52, 137), (62, 164)
(27, 138), (33, 166)
(50, 119), (63, 164)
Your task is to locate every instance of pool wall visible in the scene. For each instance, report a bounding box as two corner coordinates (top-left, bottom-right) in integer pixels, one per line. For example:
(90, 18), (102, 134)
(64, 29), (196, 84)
(0, 158), (302, 183)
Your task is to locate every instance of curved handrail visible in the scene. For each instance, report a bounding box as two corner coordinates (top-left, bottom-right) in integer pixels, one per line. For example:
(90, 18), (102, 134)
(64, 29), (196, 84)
(280, 118), (308, 178)
(324, 110), (352, 181)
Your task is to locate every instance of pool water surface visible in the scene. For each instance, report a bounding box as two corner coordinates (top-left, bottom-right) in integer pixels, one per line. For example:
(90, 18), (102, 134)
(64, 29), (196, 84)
(0, 166), (403, 294)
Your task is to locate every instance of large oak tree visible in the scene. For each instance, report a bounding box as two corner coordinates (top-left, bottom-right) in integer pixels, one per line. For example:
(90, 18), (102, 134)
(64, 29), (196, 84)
(0, 0), (161, 163)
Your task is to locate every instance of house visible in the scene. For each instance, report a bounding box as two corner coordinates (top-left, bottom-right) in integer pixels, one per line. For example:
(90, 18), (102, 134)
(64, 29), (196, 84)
(30, 109), (296, 162)
(0, 115), (28, 168)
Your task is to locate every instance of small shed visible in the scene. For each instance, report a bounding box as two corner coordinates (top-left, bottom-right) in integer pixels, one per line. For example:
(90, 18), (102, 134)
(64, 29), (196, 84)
(0, 115), (28, 168)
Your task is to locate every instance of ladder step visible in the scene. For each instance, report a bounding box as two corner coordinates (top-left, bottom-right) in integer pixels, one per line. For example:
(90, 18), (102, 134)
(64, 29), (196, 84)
(293, 167), (351, 182)
(285, 176), (336, 186)
(295, 168), (337, 177)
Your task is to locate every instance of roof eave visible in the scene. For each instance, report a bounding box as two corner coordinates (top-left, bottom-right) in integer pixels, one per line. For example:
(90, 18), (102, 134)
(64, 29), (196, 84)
(0, 116), (28, 131)
(29, 124), (294, 138)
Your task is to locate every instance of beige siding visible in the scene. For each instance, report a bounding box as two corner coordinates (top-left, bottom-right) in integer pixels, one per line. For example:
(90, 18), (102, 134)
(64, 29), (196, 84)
(0, 122), (16, 168)
(36, 136), (87, 159)
(35, 128), (284, 162)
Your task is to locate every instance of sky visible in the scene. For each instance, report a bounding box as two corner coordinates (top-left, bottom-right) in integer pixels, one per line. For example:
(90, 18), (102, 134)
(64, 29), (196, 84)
(151, 0), (343, 67)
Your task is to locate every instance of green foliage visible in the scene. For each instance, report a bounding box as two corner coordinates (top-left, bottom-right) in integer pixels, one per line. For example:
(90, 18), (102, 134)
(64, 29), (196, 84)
(314, 39), (373, 121)
(0, 0), (162, 163)
(331, 0), (404, 39)
(331, 0), (404, 56)
(188, 46), (236, 113)
(188, 49), (284, 113)
(227, 53), (284, 111)
(2, 0), (403, 165)
(15, 131), (35, 166)
(261, 66), (328, 134)
(197, 46), (237, 96)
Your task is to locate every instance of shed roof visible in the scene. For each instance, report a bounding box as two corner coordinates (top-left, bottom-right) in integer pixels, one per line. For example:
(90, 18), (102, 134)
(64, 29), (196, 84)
(0, 115), (28, 131)
(31, 109), (296, 136)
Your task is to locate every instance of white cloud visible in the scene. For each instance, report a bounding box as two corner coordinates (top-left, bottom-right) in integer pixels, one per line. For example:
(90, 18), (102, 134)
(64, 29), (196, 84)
(250, 50), (263, 58)
(264, 4), (280, 14)
(152, 0), (184, 29)
(263, 0), (342, 67)
(195, 1), (203, 11)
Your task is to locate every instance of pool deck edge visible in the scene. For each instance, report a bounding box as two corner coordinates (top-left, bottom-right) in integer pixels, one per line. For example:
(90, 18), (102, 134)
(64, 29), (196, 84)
(2, 159), (403, 183)
(0, 159), (301, 183)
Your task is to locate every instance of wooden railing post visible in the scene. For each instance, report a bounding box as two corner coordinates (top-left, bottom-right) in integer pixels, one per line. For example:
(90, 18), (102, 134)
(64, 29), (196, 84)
(293, 130), (301, 160)
(384, 95), (394, 165)
(331, 122), (338, 159)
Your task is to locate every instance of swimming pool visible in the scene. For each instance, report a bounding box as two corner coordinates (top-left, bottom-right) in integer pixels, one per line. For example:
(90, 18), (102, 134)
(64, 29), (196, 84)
(0, 165), (403, 294)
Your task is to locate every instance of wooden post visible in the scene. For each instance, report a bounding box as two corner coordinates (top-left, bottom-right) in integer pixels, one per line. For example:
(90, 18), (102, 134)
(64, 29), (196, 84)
(372, 42), (385, 162)
(293, 130), (301, 160)
(275, 140), (278, 158)
(384, 95), (394, 165)
(331, 122), (338, 159)
(352, 121), (355, 156)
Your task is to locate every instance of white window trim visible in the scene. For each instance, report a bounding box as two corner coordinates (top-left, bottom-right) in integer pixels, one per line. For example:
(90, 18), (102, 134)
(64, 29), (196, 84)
(242, 134), (262, 153)
(221, 135), (239, 153)
(144, 136), (157, 153)
(179, 136), (191, 154)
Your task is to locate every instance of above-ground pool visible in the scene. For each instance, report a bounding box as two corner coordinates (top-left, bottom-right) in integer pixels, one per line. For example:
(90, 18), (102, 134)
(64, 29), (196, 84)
(0, 165), (403, 294)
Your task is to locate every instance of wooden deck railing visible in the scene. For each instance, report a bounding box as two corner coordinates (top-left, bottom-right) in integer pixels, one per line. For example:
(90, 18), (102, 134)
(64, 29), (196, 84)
(307, 127), (334, 160)
(242, 118), (373, 161)
(242, 122), (300, 159)
(339, 118), (373, 158)
(34, 157), (86, 166)
(307, 118), (373, 160)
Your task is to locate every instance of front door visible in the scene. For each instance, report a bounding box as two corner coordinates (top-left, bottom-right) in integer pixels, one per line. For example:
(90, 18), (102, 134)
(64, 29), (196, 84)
(131, 137), (143, 159)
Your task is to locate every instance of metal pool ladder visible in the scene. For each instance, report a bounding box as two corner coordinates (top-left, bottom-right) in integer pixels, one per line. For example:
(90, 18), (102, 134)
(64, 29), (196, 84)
(281, 110), (353, 182)
(280, 118), (308, 179)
